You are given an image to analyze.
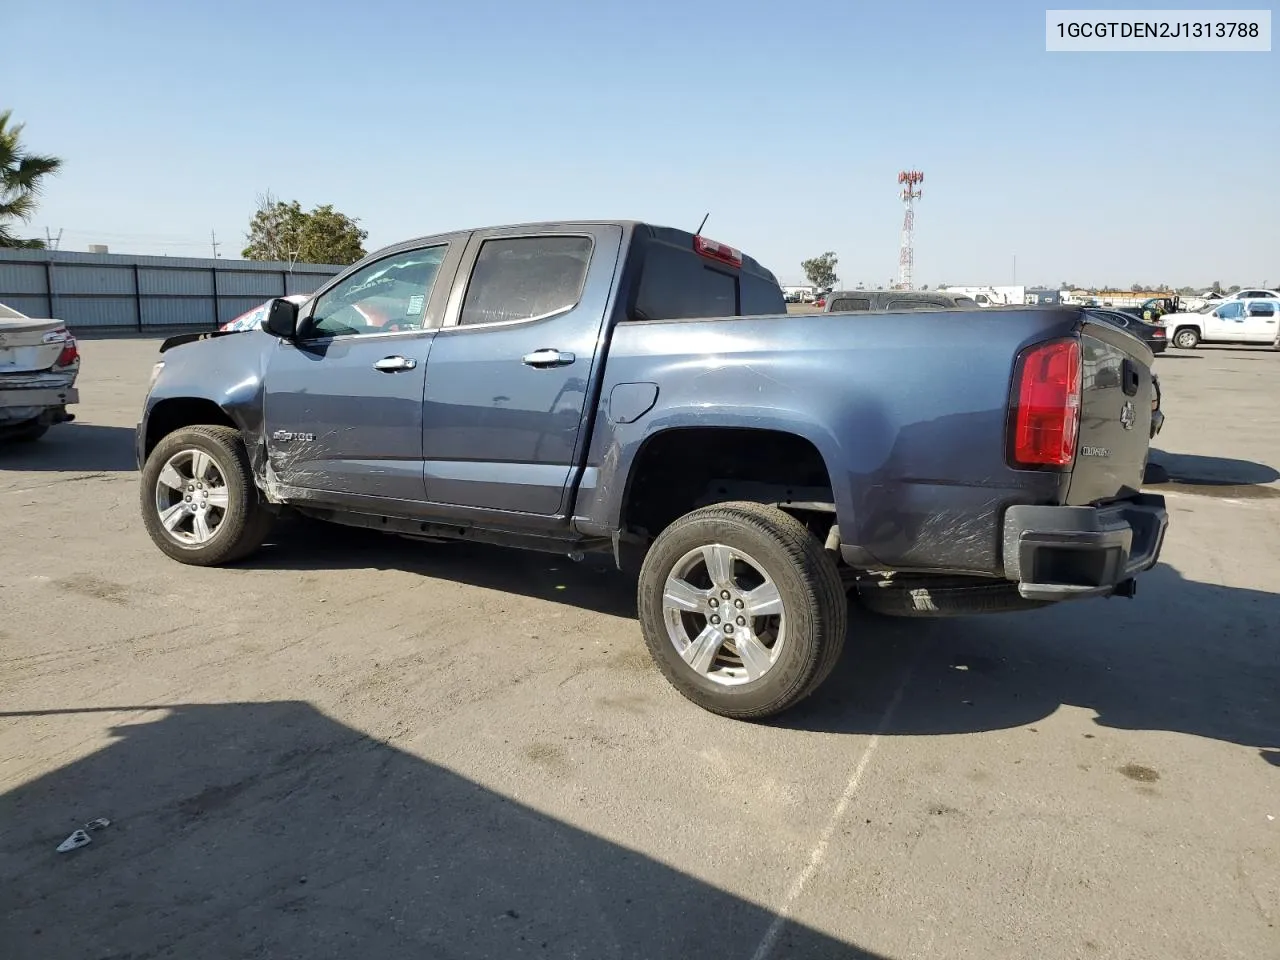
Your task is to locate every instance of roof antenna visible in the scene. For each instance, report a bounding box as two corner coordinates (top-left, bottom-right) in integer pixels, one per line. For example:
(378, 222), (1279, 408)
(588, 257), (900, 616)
(695, 212), (710, 236)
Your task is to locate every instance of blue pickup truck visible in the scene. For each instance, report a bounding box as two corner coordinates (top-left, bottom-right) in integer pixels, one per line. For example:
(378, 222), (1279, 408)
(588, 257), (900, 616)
(137, 221), (1168, 718)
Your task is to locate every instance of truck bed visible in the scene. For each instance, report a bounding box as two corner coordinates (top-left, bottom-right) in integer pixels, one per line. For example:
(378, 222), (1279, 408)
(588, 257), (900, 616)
(578, 305), (1157, 579)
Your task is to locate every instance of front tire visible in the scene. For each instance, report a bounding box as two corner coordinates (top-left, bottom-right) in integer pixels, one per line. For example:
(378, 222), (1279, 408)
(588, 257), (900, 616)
(140, 425), (273, 566)
(636, 501), (847, 719)
(1173, 327), (1200, 349)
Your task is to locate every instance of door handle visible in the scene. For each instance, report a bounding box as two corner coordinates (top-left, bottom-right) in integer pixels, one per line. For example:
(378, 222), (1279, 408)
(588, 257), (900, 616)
(373, 356), (417, 372)
(521, 349), (575, 368)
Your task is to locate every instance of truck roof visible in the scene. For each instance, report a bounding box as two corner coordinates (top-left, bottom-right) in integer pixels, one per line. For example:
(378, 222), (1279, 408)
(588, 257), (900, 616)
(358, 220), (781, 288)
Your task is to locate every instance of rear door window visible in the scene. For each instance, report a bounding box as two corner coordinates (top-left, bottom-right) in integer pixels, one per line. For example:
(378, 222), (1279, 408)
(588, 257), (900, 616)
(458, 236), (593, 327)
(1247, 301), (1277, 316)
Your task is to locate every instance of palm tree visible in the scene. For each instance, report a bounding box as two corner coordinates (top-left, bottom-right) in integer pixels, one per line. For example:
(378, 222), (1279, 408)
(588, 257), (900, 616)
(0, 110), (63, 248)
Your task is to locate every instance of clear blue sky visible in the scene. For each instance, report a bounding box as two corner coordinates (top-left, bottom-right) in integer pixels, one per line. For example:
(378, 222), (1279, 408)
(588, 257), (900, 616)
(7, 0), (1278, 287)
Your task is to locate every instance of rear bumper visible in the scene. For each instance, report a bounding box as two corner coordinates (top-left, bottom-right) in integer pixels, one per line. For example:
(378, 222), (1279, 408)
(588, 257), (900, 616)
(0, 385), (79, 420)
(1002, 494), (1168, 602)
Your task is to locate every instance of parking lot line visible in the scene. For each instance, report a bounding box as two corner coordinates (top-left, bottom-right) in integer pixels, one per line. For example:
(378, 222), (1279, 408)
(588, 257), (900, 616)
(749, 652), (919, 960)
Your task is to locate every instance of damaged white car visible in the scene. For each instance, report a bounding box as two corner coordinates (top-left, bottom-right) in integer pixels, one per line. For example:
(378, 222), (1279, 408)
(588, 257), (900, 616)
(0, 301), (79, 442)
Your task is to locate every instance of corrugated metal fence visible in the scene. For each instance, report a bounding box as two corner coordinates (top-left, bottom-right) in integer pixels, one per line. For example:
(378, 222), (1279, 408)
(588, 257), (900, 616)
(0, 249), (344, 333)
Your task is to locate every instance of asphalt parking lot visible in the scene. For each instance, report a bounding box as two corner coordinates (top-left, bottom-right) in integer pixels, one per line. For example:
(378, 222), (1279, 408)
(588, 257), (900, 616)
(1, 337), (1277, 960)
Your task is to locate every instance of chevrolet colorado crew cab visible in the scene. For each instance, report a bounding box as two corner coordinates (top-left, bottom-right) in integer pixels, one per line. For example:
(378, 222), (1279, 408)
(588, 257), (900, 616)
(137, 221), (1169, 719)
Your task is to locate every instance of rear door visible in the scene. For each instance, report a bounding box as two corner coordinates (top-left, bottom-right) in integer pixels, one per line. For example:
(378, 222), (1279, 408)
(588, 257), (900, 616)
(1066, 320), (1156, 505)
(420, 225), (623, 517)
(1243, 299), (1279, 341)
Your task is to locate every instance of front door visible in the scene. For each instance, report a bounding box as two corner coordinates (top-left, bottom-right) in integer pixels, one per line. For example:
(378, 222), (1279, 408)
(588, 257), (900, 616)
(420, 225), (623, 517)
(1203, 301), (1247, 340)
(263, 241), (461, 504)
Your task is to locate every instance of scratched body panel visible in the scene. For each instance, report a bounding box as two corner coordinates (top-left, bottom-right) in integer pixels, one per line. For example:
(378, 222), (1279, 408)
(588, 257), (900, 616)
(579, 310), (1078, 575)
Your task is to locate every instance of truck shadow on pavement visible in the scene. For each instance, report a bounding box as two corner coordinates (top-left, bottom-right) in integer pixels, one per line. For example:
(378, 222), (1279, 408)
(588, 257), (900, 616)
(0, 701), (888, 960)
(786, 563), (1280, 768)
(254, 518), (640, 619)
(251, 524), (1279, 766)
(0, 423), (137, 473)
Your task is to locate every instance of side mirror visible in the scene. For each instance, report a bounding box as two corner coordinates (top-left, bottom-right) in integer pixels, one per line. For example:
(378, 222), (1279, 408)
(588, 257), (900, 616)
(263, 298), (299, 339)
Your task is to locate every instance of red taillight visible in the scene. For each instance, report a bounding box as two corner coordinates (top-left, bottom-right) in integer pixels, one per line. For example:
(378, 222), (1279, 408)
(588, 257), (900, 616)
(1010, 338), (1081, 468)
(1152, 327), (1165, 337)
(55, 338), (79, 368)
(693, 235), (743, 268)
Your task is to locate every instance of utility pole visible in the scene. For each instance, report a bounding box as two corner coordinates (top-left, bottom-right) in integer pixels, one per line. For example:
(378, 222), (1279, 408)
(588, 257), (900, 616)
(211, 230), (220, 259)
(45, 227), (62, 250)
(1013, 254), (1017, 284)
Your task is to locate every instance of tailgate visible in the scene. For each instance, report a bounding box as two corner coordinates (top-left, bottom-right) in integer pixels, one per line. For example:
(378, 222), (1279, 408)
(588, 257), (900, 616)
(1066, 321), (1156, 505)
(0, 318), (68, 373)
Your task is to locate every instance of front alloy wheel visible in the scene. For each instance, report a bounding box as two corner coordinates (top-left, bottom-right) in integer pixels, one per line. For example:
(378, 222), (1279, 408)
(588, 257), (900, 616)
(140, 424), (273, 566)
(154, 448), (231, 546)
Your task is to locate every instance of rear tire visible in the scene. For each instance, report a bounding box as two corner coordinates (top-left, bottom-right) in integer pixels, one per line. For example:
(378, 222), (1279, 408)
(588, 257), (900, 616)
(140, 425), (273, 566)
(4, 420), (49, 442)
(636, 501), (847, 719)
(1172, 327), (1200, 349)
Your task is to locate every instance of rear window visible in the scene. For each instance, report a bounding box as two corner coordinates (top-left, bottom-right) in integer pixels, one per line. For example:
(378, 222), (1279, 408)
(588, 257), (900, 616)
(459, 235), (593, 327)
(953, 297), (978, 308)
(1248, 301), (1277, 316)
(829, 297), (870, 312)
(631, 241), (783, 320)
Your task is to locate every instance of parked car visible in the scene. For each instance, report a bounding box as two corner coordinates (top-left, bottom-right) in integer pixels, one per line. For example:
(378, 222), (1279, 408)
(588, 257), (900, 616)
(823, 290), (980, 312)
(1086, 308), (1168, 355)
(0, 301), (80, 442)
(136, 220), (1168, 719)
(1165, 298), (1280, 349)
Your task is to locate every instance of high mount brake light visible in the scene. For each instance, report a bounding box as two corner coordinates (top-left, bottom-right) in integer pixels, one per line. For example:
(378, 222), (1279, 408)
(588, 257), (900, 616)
(693, 236), (743, 268)
(1010, 338), (1081, 469)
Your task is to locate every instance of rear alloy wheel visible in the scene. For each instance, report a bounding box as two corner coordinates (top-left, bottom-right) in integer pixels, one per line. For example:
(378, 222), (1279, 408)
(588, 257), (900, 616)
(637, 501), (847, 719)
(140, 425), (273, 565)
(1173, 327), (1200, 349)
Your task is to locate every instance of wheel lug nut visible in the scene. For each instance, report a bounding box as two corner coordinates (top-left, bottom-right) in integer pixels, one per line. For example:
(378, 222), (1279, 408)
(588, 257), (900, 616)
(709, 598), (719, 608)
(710, 615), (721, 625)
(724, 625), (734, 634)
(720, 590), (731, 600)
(734, 599), (744, 609)
(736, 616), (746, 626)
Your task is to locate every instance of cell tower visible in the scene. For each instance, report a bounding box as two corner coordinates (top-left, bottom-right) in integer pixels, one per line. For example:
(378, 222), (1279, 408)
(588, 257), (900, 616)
(897, 169), (924, 289)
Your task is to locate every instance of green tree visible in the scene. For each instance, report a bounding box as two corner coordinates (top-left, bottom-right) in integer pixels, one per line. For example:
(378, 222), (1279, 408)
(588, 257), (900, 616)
(0, 110), (63, 248)
(801, 251), (838, 289)
(1227, 284), (1241, 293)
(242, 192), (367, 265)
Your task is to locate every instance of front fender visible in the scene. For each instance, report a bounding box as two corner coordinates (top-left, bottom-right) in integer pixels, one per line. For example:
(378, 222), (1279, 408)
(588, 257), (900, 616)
(141, 330), (276, 473)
